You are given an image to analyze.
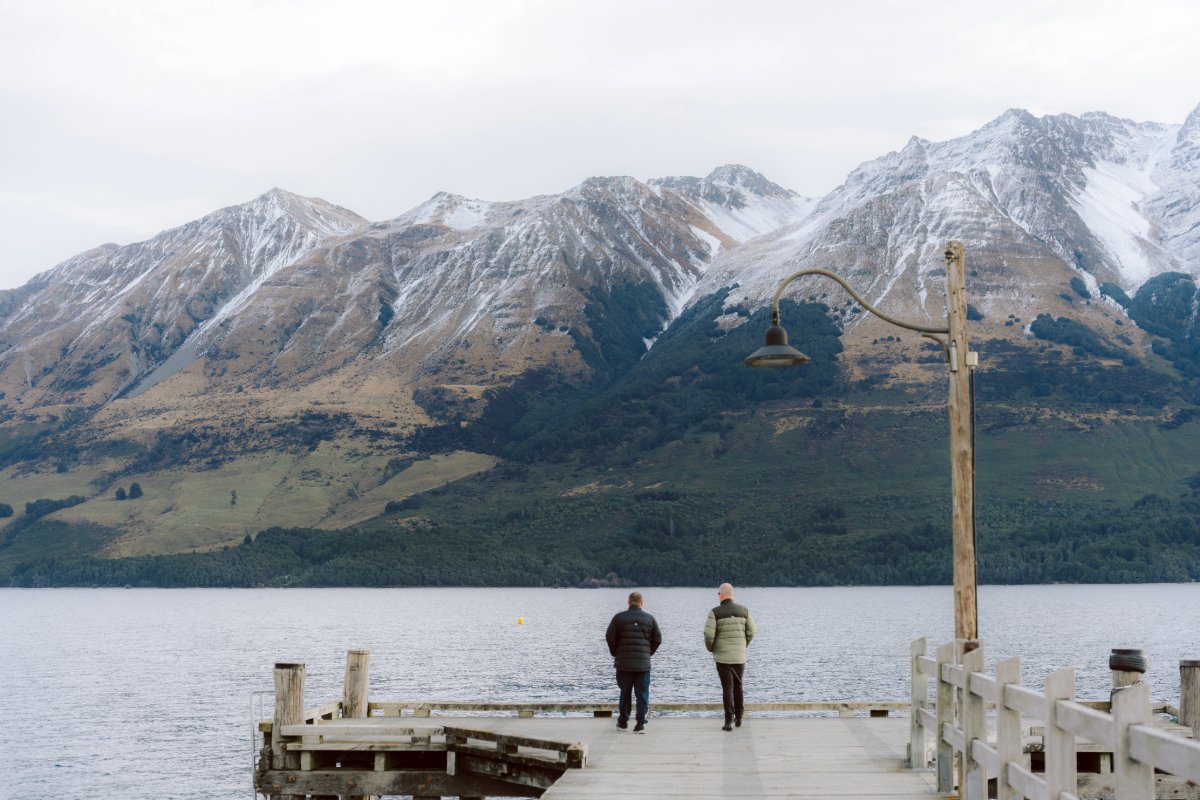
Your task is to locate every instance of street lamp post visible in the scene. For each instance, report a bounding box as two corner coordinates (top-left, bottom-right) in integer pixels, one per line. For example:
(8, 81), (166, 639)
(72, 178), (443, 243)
(746, 241), (978, 641)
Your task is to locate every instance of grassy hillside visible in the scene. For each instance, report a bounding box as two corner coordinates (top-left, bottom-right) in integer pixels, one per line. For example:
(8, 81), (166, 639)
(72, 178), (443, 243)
(5, 393), (1200, 587)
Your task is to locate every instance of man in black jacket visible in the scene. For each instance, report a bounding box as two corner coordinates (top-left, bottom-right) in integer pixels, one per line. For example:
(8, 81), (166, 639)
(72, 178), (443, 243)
(604, 591), (662, 733)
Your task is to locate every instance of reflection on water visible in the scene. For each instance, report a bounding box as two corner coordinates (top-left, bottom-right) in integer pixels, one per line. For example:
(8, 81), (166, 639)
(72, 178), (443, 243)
(1, 584), (1197, 799)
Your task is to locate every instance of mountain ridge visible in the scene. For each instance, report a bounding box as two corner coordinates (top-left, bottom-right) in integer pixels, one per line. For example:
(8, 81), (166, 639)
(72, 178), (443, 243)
(3, 104), (1200, 568)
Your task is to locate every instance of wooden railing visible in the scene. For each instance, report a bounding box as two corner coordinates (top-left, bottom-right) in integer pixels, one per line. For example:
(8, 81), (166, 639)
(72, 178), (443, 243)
(366, 700), (907, 718)
(909, 637), (1200, 800)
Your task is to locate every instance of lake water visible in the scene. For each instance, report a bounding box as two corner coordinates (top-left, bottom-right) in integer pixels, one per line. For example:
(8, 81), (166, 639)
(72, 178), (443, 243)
(1, 584), (1197, 799)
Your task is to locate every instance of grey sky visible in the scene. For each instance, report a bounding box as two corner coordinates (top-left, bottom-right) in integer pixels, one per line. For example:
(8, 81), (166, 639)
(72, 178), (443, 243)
(2, 0), (1198, 290)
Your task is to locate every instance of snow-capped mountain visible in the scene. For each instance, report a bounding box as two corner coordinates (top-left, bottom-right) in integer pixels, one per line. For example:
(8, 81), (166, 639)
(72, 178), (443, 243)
(2, 103), (1200, 438)
(699, 107), (1200, 337)
(0, 166), (811, 425)
(0, 189), (366, 409)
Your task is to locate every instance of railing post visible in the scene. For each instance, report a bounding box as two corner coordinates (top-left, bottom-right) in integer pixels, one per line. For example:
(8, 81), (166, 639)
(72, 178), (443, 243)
(1043, 667), (1077, 800)
(910, 637), (929, 768)
(1111, 679), (1153, 800)
(935, 641), (956, 795)
(993, 657), (1021, 800)
(1181, 659), (1200, 740)
(272, 662), (306, 800)
(961, 643), (986, 800)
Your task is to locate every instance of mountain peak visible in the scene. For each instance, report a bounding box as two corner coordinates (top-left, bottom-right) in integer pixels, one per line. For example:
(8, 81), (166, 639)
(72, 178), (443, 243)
(400, 191), (494, 231)
(706, 163), (764, 184)
(1180, 101), (1200, 137)
(247, 187), (315, 210)
(651, 165), (795, 208)
(977, 107), (1039, 136)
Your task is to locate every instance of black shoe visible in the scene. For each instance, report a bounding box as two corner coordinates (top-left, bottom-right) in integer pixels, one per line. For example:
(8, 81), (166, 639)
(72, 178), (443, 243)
(633, 722), (645, 733)
(617, 720), (628, 730)
(722, 718), (733, 732)
(735, 715), (743, 727)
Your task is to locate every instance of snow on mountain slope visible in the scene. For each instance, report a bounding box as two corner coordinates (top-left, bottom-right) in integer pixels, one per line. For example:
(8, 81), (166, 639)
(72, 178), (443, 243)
(0, 189), (366, 407)
(1143, 103), (1200, 270)
(691, 105), (1200, 334)
(349, 166), (815, 376)
(651, 164), (816, 246)
(1071, 122), (1177, 286)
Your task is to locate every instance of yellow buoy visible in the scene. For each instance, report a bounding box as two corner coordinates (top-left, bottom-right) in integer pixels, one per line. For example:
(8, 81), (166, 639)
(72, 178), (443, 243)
(517, 617), (524, 625)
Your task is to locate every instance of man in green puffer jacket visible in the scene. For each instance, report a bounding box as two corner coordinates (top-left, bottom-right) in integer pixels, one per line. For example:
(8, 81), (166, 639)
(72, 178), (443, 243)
(704, 582), (756, 731)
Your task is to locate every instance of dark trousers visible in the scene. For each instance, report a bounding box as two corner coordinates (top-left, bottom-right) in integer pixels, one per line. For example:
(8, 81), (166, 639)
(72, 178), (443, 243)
(716, 662), (745, 720)
(616, 669), (651, 724)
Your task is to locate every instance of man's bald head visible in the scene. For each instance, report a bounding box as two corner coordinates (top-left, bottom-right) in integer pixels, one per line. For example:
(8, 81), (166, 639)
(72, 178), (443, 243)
(718, 583), (734, 600)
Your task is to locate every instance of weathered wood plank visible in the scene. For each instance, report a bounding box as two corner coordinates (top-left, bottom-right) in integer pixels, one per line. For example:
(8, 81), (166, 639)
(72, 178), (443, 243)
(256, 769), (519, 797)
(1055, 699), (1115, 751)
(286, 742), (449, 752)
(279, 722), (442, 738)
(543, 717), (932, 799)
(1005, 682), (1044, 719)
(1005, 762), (1048, 800)
(1129, 723), (1200, 782)
(451, 743), (573, 772)
(302, 700), (343, 722)
(442, 724), (585, 754)
(260, 713), (934, 799)
(367, 700), (907, 716)
(994, 656), (1022, 800)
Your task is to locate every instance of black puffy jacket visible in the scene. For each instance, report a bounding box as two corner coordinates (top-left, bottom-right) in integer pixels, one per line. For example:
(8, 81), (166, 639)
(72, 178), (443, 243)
(605, 605), (662, 671)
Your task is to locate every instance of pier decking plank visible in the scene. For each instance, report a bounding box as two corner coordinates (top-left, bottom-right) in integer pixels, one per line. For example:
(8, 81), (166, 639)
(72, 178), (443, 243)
(442, 716), (936, 799)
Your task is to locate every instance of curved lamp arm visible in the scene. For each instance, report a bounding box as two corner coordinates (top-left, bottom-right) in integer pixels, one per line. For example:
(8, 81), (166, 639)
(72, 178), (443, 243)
(768, 267), (949, 336)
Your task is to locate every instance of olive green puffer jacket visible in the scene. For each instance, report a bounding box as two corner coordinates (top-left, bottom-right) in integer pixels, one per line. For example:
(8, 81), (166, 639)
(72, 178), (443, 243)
(704, 599), (755, 664)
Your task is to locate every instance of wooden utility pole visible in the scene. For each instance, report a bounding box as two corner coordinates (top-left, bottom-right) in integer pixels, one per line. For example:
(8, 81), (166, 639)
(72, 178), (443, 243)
(944, 241), (978, 641)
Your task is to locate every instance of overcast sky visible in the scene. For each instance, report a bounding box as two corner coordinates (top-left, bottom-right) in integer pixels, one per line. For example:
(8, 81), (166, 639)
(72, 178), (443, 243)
(2, 0), (1198, 290)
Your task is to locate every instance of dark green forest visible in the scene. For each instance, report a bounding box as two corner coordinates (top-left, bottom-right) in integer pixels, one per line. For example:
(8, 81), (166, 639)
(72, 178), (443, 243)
(4, 484), (1199, 588)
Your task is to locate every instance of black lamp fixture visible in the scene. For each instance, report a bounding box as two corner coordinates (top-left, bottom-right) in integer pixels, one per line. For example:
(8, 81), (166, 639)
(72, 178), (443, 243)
(744, 316), (811, 368)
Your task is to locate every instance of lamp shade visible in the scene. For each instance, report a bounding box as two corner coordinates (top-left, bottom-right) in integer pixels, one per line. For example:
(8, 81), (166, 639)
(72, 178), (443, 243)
(744, 324), (811, 368)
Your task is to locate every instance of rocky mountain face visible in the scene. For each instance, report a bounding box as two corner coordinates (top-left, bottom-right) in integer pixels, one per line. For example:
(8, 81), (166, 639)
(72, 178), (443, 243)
(701, 108), (1200, 347)
(0, 189), (367, 413)
(3, 104), (1200, 551)
(0, 166), (813, 429)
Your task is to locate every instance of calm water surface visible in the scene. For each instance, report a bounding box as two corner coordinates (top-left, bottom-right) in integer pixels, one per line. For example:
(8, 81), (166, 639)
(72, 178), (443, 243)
(1, 584), (1197, 799)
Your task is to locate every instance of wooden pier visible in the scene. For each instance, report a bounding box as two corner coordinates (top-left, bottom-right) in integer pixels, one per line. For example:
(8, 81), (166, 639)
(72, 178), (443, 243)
(255, 642), (1200, 800)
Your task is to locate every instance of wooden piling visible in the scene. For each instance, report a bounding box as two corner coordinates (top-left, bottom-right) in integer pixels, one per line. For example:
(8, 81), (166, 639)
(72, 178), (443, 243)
(1181, 659), (1200, 740)
(340, 650), (373, 800)
(343, 649), (370, 719)
(1109, 648), (1146, 689)
(272, 662), (306, 800)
